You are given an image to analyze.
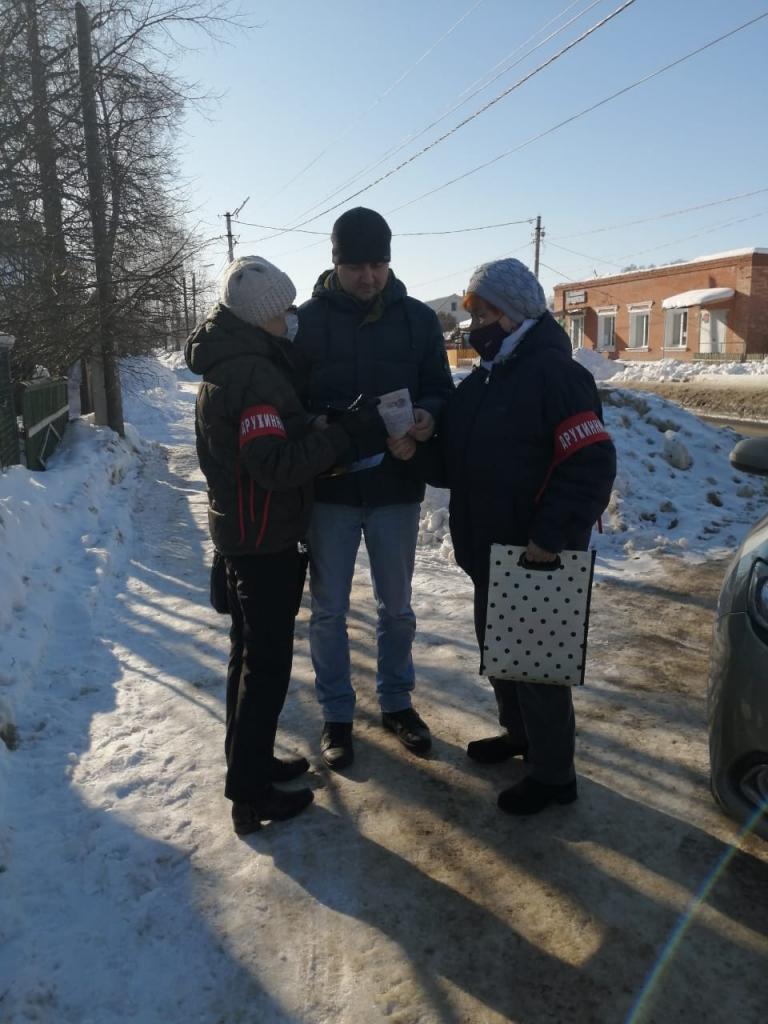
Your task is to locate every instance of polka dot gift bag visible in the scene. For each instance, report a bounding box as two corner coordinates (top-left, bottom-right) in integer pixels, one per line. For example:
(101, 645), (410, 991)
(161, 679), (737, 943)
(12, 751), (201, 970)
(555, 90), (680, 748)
(482, 544), (596, 686)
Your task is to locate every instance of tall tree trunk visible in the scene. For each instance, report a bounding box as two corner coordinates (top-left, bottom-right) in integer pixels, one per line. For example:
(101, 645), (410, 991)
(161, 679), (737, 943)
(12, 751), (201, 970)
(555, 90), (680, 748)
(75, 1), (124, 436)
(24, 0), (69, 340)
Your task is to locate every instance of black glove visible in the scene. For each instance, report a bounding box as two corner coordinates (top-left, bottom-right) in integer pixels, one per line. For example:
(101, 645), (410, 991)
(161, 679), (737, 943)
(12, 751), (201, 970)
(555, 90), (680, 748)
(337, 396), (382, 440)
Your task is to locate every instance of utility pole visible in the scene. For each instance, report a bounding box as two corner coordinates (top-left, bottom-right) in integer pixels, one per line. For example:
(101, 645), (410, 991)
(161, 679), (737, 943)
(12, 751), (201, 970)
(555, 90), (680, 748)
(75, 2), (124, 436)
(533, 215), (545, 280)
(191, 271), (197, 325)
(225, 212), (234, 261)
(223, 196), (250, 263)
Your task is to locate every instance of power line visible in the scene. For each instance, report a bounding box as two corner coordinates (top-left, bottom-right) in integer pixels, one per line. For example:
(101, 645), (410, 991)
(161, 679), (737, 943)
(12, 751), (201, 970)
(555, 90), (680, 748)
(538, 260), (574, 281)
(263, 0), (487, 205)
(542, 208), (768, 282)
(412, 240), (535, 290)
(286, 0), (604, 226)
(547, 241), (626, 268)
(283, 0), (638, 231)
(232, 216), (535, 241)
(387, 10), (768, 215)
(548, 186), (768, 240)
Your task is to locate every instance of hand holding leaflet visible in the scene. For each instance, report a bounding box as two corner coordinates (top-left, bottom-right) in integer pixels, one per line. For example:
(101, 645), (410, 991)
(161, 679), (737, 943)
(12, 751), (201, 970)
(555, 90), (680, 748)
(377, 389), (414, 439)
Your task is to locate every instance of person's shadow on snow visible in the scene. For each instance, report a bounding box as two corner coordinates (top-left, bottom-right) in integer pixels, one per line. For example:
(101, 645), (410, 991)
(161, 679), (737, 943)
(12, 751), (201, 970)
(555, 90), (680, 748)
(266, 771), (768, 1024)
(267, 803), (590, 1024)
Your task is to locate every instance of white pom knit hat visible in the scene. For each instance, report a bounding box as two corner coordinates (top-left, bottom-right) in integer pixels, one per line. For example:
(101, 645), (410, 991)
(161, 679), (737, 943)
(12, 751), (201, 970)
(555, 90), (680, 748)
(219, 256), (296, 328)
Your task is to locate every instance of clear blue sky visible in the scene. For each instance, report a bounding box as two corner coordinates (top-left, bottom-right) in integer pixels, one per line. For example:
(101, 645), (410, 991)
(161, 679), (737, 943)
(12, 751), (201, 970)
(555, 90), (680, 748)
(174, 0), (768, 308)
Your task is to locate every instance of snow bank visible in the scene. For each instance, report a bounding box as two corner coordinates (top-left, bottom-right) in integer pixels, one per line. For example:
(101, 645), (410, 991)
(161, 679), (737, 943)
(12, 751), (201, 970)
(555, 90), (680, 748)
(0, 354), (190, 749)
(581, 353), (768, 383)
(573, 348), (621, 381)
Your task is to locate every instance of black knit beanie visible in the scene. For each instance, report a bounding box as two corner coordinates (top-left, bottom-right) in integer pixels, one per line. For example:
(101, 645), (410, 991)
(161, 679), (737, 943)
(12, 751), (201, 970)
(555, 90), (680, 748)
(331, 207), (392, 265)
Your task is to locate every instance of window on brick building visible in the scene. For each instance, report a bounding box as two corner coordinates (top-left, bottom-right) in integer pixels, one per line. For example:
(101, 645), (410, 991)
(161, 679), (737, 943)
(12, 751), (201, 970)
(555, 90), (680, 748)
(597, 308), (617, 350)
(568, 313), (584, 349)
(664, 309), (688, 348)
(628, 303), (652, 349)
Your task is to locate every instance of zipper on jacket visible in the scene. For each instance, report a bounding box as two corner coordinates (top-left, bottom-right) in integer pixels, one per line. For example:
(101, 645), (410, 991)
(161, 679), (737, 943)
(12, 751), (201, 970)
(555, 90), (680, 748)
(236, 459), (246, 545)
(255, 490), (272, 549)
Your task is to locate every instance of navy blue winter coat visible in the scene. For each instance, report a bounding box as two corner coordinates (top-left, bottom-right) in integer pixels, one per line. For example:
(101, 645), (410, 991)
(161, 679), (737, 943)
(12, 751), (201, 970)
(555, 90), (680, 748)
(295, 270), (455, 507)
(432, 313), (616, 580)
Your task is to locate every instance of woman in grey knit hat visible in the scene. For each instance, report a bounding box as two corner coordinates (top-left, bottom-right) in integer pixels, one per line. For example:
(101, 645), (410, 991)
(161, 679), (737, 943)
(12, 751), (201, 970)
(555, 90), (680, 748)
(390, 258), (616, 815)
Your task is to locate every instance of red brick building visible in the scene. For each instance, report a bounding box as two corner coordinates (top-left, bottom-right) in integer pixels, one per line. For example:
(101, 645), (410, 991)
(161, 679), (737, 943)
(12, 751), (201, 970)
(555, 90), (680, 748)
(552, 248), (768, 361)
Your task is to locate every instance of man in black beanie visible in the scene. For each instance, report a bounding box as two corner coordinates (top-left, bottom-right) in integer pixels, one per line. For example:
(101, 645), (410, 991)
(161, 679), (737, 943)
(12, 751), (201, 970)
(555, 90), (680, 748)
(295, 207), (454, 770)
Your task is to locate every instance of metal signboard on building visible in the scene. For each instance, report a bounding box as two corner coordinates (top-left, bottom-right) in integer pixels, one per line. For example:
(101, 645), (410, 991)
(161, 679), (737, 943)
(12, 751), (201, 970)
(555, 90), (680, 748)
(565, 290), (587, 305)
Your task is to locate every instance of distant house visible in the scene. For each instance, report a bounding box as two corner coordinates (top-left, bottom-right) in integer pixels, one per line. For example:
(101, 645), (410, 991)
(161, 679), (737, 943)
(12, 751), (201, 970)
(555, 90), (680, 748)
(424, 292), (464, 319)
(552, 248), (768, 361)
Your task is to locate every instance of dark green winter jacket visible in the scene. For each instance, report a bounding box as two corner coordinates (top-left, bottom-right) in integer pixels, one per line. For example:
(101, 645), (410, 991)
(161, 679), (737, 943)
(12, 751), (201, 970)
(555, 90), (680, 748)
(294, 270), (455, 506)
(185, 304), (352, 555)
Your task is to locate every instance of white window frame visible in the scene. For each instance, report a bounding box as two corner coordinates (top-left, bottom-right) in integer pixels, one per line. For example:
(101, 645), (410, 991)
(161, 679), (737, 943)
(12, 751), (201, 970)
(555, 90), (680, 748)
(568, 312), (585, 350)
(596, 306), (617, 351)
(664, 308), (689, 350)
(628, 301), (652, 350)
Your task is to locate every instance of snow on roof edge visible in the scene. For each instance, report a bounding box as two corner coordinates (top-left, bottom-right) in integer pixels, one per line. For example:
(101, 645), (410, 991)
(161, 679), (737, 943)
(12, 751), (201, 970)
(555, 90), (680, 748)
(554, 247), (768, 289)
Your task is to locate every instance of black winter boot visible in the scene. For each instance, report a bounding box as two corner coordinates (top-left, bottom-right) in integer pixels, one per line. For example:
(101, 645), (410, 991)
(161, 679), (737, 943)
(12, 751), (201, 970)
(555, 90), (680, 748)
(381, 707), (431, 755)
(467, 734), (528, 764)
(497, 776), (577, 816)
(231, 786), (314, 835)
(320, 722), (354, 771)
(269, 755), (310, 783)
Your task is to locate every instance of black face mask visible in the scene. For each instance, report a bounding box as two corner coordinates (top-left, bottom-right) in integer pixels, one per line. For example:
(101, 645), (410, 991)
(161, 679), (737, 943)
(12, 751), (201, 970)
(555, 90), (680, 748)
(467, 320), (508, 361)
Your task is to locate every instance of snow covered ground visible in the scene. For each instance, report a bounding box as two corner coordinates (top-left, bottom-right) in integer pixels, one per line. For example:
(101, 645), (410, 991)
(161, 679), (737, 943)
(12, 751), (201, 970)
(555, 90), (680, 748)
(574, 348), (768, 384)
(1, 352), (768, 1022)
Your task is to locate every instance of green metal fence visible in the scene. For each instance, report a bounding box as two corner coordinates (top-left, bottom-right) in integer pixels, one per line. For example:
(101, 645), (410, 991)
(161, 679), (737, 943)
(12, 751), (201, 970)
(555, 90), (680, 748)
(693, 352), (767, 363)
(19, 378), (70, 470)
(0, 336), (20, 469)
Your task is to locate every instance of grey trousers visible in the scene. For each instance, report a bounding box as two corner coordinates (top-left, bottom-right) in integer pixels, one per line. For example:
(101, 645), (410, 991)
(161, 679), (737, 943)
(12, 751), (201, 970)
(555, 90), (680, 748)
(490, 677), (575, 785)
(472, 559), (576, 785)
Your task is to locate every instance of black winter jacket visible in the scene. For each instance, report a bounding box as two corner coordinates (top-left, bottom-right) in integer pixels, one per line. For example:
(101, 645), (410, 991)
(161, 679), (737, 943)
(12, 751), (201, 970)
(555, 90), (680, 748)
(429, 313), (616, 580)
(185, 305), (352, 555)
(295, 270), (455, 506)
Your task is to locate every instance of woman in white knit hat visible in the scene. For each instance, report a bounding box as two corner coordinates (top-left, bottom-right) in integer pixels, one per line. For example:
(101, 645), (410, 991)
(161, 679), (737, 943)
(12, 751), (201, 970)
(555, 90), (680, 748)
(390, 257), (616, 816)
(186, 256), (379, 833)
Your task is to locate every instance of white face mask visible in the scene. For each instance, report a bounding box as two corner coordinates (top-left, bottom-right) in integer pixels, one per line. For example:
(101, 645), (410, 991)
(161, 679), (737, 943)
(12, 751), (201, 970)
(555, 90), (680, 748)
(285, 313), (298, 341)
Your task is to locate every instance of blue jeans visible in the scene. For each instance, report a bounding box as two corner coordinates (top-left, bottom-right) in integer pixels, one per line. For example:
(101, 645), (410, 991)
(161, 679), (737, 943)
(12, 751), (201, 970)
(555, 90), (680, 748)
(307, 502), (421, 722)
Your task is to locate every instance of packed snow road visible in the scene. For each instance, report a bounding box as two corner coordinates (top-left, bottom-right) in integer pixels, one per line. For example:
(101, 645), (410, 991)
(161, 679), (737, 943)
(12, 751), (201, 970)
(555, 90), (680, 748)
(2, 364), (768, 1023)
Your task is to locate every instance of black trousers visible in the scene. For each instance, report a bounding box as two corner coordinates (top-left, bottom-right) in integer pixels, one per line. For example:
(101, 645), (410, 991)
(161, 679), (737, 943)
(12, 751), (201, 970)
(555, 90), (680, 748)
(472, 562), (576, 786)
(224, 546), (306, 802)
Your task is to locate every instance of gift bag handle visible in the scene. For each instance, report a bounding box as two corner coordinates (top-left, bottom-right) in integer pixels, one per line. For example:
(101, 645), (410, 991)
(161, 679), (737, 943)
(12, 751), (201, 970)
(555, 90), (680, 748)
(517, 552), (563, 572)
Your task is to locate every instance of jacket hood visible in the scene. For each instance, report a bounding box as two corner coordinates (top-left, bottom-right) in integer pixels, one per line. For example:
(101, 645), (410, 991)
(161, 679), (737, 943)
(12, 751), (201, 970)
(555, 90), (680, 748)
(184, 303), (287, 376)
(309, 268), (407, 309)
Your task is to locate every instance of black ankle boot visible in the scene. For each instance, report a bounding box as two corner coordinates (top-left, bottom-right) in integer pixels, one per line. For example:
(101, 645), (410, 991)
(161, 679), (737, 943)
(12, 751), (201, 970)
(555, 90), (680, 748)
(466, 734), (528, 764)
(497, 777), (577, 816)
(269, 755), (310, 783)
(321, 722), (354, 770)
(232, 785), (314, 834)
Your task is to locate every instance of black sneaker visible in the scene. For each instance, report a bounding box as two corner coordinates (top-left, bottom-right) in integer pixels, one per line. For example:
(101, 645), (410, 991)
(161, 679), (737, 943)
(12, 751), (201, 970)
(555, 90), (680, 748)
(320, 722), (354, 771)
(497, 776), (577, 816)
(269, 755), (310, 783)
(467, 734), (528, 764)
(231, 786), (314, 835)
(381, 707), (431, 755)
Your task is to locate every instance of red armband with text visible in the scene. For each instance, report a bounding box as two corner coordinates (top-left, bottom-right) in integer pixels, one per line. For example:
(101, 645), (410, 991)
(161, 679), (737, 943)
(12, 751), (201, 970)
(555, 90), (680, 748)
(239, 405), (287, 447)
(535, 411), (611, 502)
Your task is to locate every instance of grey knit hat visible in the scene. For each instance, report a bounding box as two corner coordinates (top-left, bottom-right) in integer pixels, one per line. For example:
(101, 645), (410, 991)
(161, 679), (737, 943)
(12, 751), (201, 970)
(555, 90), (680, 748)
(466, 258), (546, 325)
(219, 256), (296, 328)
